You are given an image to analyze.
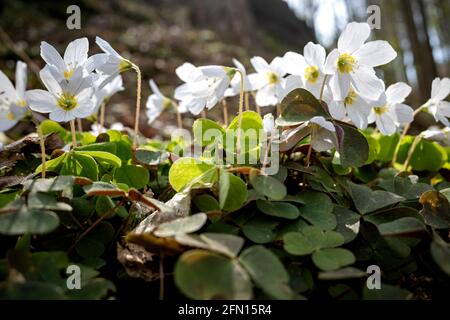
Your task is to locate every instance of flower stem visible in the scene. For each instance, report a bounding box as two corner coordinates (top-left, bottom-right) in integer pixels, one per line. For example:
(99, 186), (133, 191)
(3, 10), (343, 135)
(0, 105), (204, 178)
(159, 252), (165, 300)
(36, 124), (46, 178)
(222, 99), (229, 126)
(100, 101), (106, 129)
(402, 134), (422, 171)
(391, 104), (426, 166)
(131, 63), (142, 149)
(245, 92), (249, 111)
(201, 110), (207, 118)
(176, 107), (183, 129)
(77, 118), (83, 132)
(236, 69), (245, 154)
(70, 120), (77, 148)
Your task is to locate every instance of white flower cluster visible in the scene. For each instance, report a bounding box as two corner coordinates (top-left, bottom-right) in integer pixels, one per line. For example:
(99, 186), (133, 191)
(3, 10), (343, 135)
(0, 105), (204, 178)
(1, 37), (125, 128)
(1, 22), (449, 143)
(145, 22), (449, 137)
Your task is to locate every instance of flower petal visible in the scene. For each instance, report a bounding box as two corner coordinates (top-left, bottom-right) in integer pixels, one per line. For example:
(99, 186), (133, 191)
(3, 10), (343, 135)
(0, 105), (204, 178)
(354, 40), (397, 67)
(85, 53), (108, 73)
(250, 56), (271, 74)
(64, 37), (89, 69)
(96, 36), (122, 59)
(351, 67), (383, 101)
(282, 51), (306, 76)
(385, 82), (411, 104)
(26, 89), (56, 113)
(431, 77), (450, 101)
(39, 66), (62, 95)
(338, 22), (371, 53)
(328, 100), (347, 120)
(149, 79), (164, 98)
(15, 61), (27, 100)
(176, 63), (202, 83)
(40, 41), (65, 71)
(256, 85), (277, 107)
(0, 71), (17, 101)
(394, 103), (414, 124)
(324, 49), (340, 74)
(303, 42), (326, 69)
(376, 114), (397, 135)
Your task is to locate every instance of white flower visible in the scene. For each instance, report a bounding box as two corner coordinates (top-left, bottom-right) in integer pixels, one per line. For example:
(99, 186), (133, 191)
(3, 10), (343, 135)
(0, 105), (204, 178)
(248, 56), (286, 107)
(421, 126), (450, 146)
(309, 116), (337, 152)
(0, 61), (28, 131)
(225, 58), (253, 97)
(95, 36), (132, 84)
(324, 22), (397, 101)
(93, 75), (124, 112)
(263, 113), (275, 133)
(41, 38), (107, 82)
(328, 85), (373, 129)
(146, 79), (173, 124)
(368, 82), (413, 135)
(282, 42), (327, 98)
(27, 66), (94, 122)
(90, 123), (107, 136)
(174, 63), (232, 115)
(425, 77), (450, 127)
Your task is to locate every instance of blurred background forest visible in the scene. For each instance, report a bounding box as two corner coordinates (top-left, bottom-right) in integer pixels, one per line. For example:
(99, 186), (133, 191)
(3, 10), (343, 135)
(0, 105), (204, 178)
(0, 0), (448, 138)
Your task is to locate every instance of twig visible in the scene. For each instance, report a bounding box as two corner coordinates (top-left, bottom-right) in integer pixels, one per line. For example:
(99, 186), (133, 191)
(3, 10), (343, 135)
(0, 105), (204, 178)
(0, 26), (41, 77)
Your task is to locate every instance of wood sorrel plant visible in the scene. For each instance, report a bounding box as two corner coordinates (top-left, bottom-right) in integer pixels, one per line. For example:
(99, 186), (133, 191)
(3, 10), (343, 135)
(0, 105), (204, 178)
(0, 21), (450, 300)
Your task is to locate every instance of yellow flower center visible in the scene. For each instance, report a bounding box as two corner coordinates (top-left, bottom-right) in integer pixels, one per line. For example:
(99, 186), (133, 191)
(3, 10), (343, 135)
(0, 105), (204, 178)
(57, 93), (78, 111)
(374, 105), (388, 115)
(7, 111), (15, 120)
(64, 69), (74, 80)
(163, 98), (172, 109)
(344, 89), (357, 106)
(304, 65), (320, 84)
(119, 59), (133, 72)
(337, 53), (356, 73)
(266, 72), (279, 84)
(17, 99), (27, 107)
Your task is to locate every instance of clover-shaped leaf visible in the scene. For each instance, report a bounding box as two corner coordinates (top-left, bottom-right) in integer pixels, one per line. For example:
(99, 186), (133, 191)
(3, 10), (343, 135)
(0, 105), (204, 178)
(312, 248), (355, 271)
(283, 226), (344, 256)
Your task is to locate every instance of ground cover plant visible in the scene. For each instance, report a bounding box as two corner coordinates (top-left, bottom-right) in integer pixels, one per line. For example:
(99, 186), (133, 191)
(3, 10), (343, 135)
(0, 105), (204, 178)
(0, 21), (449, 300)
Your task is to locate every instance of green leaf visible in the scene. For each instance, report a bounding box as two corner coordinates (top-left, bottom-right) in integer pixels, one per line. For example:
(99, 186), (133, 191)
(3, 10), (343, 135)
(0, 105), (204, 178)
(296, 191), (336, 230)
(363, 132), (380, 165)
(242, 216), (280, 244)
(193, 194), (220, 212)
(283, 227), (344, 256)
(256, 200), (300, 219)
(76, 150), (121, 167)
(114, 164), (149, 189)
(430, 239), (450, 276)
(318, 267), (367, 280)
(334, 205), (360, 243)
(348, 181), (405, 214)
(39, 119), (66, 136)
(397, 137), (447, 171)
(75, 142), (117, 154)
(83, 182), (126, 197)
(312, 248), (355, 271)
(27, 192), (72, 211)
(175, 249), (252, 300)
(277, 88), (327, 126)
(23, 176), (74, 193)
(219, 170), (248, 212)
(153, 213), (208, 237)
(193, 118), (225, 146)
(379, 175), (433, 200)
(377, 217), (426, 237)
(75, 237), (105, 258)
(375, 133), (399, 162)
(363, 283), (411, 300)
(239, 245), (294, 299)
(249, 172), (287, 200)
(335, 123), (369, 168)
(60, 153), (98, 180)
(0, 208), (59, 235)
(175, 233), (245, 258)
(227, 111), (263, 131)
(35, 153), (67, 174)
(168, 157), (217, 192)
(134, 149), (168, 166)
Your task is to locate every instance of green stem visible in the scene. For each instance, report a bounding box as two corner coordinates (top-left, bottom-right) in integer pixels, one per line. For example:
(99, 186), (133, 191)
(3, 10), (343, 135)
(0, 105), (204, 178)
(236, 69), (245, 154)
(70, 120), (77, 148)
(402, 134), (422, 171)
